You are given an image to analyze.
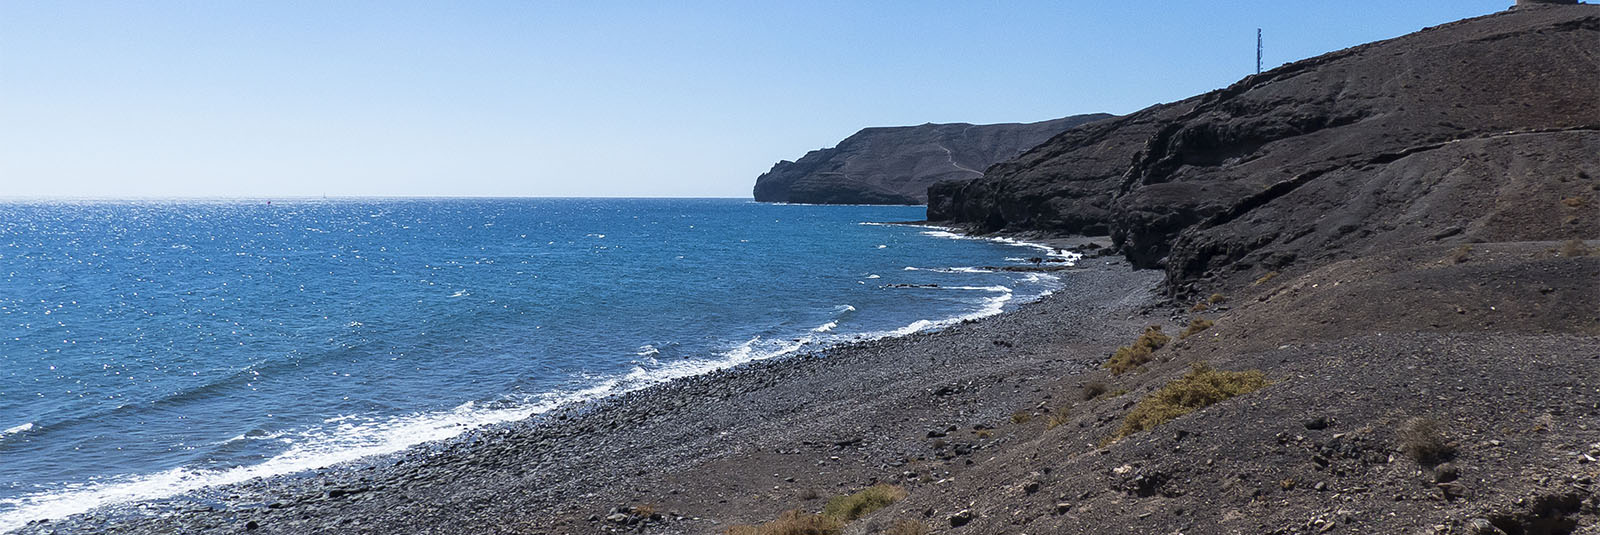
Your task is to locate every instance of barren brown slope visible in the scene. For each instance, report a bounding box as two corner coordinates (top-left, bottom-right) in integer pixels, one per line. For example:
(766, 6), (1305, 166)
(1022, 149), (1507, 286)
(844, 242), (1600, 535)
(929, 5), (1600, 295)
(752, 115), (1111, 205)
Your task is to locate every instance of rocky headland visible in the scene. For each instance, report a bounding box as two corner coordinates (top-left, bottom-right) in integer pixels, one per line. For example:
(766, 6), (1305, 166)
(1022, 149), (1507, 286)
(16, 4), (1600, 535)
(752, 115), (1112, 205)
(927, 5), (1599, 295)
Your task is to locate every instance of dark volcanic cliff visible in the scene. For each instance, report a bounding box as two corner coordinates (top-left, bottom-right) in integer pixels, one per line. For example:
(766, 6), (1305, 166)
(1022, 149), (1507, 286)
(930, 6), (1600, 295)
(752, 115), (1111, 205)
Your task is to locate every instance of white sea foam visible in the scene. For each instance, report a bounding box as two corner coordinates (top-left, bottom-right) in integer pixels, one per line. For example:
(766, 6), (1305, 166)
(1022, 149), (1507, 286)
(902, 266), (996, 274)
(915, 228), (1080, 262)
(1, 422), (32, 438)
(933, 285), (1012, 292)
(0, 400), (548, 533)
(880, 289), (1015, 338)
(0, 333), (817, 533)
(812, 321), (838, 333)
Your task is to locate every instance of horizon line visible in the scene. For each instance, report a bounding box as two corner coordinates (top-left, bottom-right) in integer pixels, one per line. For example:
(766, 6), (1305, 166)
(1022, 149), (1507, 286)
(0, 195), (762, 202)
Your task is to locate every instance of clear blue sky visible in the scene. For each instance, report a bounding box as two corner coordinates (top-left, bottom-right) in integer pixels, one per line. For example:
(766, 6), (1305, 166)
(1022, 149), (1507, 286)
(1, 1), (1512, 198)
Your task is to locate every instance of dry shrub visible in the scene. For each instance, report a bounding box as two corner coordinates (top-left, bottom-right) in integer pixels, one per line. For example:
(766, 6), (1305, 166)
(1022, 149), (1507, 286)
(1560, 239), (1592, 257)
(1104, 326), (1171, 375)
(725, 510), (842, 535)
(1111, 363), (1267, 442)
(1180, 318), (1214, 339)
(1450, 245), (1473, 264)
(1252, 271), (1279, 286)
(729, 485), (908, 535)
(883, 519), (929, 535)
(822, 484), (907, 523)
(1397, 417), (1456, 465)
(1081, 381), (1109, 401)
(1208, 293), (1227, 304)
(1010, 411), (1032, 424)
(1046, 407), (1072, 429)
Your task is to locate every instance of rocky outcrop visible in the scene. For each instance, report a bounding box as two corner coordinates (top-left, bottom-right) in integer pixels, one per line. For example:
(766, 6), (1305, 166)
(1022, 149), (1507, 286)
(752, 115), (1111, 205)
(928, 5), (1600, 295)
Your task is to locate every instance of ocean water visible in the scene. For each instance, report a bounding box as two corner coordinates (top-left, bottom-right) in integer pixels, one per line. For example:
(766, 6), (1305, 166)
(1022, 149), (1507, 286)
(0, 198), (1069, 530)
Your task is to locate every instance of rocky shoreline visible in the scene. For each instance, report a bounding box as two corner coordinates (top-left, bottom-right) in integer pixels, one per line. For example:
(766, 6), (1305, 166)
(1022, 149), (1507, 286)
(16, 5), (1600, 534)
(16, 243), (1165, 535)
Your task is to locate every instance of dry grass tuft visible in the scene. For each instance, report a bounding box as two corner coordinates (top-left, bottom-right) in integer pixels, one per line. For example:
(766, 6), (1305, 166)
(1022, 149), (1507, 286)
(1103, 326), (1171, 375)
(1252, 271), (1279, 286)
(1081, 381), (1109, 401)
(1046, 407), (1072, 429)
(1208, 293), (1226, 304)
(725, 510), (842, 535)
(882, 519), (929, 535)
(1180, 318), (1215, 339)
(1189, 301), (1210, 312)
(1111, 363), (1267, 442)
(728, 485), (908, 535)
(1011, 411), (1032, 425)
(1397, 417), (1456, 465)
(1560, 239), (1593, 257)
(822, 484), (907, 523)
(1450, 245), (1473, 264)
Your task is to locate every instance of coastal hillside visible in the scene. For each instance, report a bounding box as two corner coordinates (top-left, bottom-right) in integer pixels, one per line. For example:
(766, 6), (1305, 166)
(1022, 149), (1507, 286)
(20, 6), (1600, 535)
(752, 115), (1111, 205)
(929, 5), (1600, 295)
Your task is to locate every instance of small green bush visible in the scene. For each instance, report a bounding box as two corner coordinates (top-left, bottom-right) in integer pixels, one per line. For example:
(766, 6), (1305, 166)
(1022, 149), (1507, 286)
(1180, 318), (1214, 339)
(822, 484), (907, 523)
(1104, 326), (1170, 375)
(1111, 363), (1267, 442)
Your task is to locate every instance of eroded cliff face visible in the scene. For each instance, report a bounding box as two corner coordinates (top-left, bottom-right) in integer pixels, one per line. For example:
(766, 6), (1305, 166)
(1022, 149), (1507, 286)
(930, 6), (1600, 295)
(752, 115), (1111, 205)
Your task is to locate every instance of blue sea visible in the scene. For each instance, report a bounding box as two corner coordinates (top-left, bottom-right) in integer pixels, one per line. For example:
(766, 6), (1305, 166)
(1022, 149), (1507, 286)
(0, 198), (1069, 530)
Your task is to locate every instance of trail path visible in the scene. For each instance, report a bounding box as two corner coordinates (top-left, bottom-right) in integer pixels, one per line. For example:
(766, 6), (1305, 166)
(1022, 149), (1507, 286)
(939, 126), (984, 175)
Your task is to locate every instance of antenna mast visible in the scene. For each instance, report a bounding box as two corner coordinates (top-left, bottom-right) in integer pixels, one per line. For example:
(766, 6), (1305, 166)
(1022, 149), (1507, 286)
(1256, 28), (1263, 74)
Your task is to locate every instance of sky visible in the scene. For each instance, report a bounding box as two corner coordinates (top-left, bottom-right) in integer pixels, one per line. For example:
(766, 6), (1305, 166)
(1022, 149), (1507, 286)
(0, 1), (1515, 199)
